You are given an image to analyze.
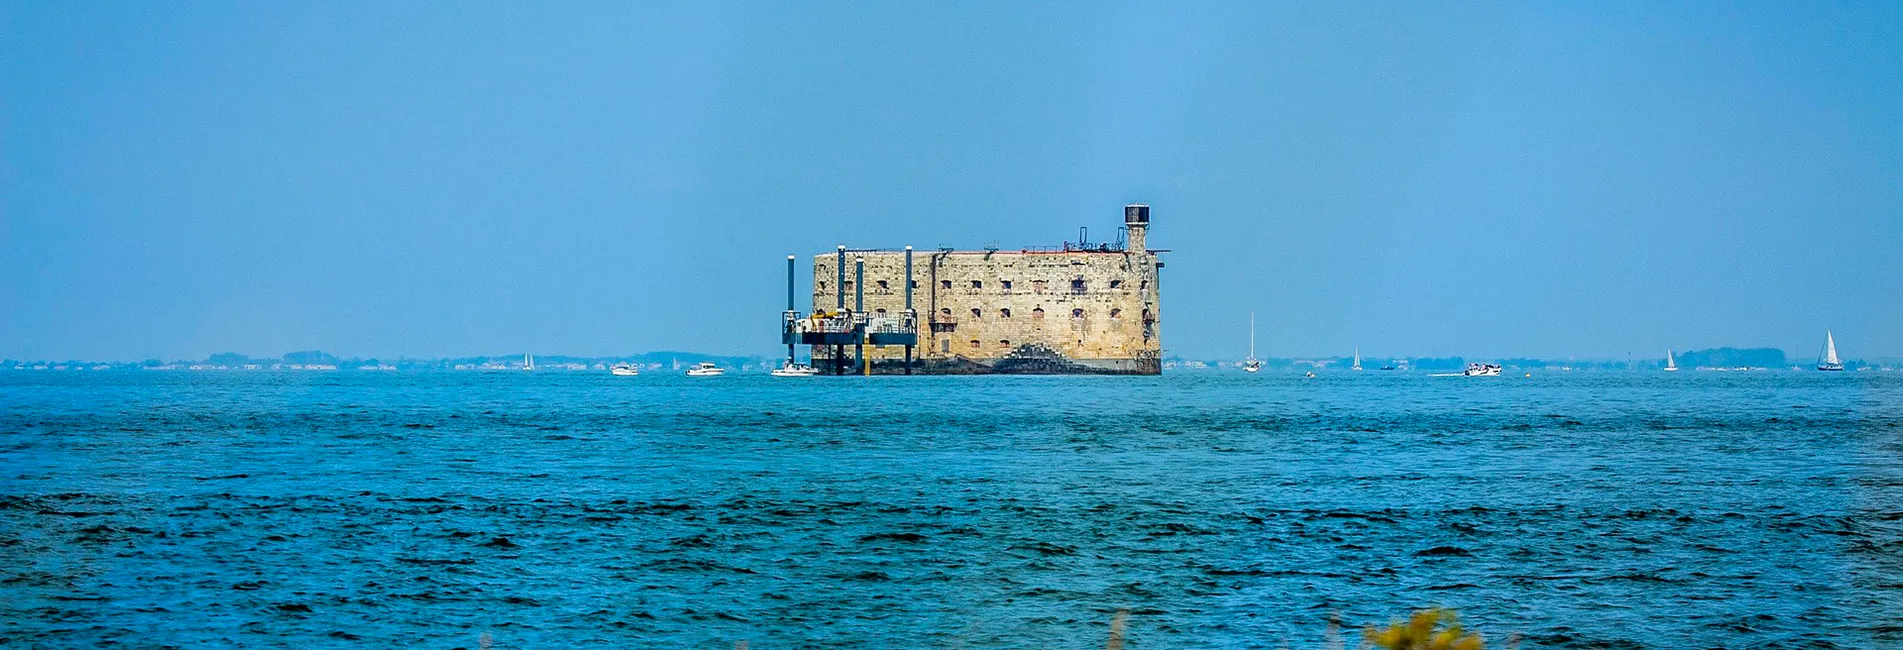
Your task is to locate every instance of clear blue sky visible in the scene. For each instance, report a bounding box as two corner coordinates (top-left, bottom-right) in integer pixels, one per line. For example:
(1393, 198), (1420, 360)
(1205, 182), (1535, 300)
(5, 2), (1899, 361)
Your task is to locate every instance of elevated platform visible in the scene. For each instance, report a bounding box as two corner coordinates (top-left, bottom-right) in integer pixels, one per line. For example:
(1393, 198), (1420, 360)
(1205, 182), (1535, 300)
(782, 311), (918, 347)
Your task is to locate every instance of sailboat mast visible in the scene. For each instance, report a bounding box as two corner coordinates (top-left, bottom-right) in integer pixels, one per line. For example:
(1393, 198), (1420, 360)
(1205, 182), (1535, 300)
(1249, 312), (1256, 358)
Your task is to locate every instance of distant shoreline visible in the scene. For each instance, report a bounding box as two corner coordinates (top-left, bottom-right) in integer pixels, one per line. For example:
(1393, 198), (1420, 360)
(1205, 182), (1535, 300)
(6, 358), (1897, 373)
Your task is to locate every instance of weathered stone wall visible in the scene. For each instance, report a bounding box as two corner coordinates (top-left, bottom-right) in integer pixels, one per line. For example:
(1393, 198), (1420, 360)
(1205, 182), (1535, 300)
(811, 248), (1162, 374)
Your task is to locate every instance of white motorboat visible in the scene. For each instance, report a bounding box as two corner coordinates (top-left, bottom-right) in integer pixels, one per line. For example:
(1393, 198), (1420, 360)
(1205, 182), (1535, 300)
(1243, 312), (1261, 373)
(1818, 331), (1844, 371)
(1435, 362), (1502, 377)
(685, 362), (725, 377)
(610, 363), (640, 376)
(1663, 350), (1678, 372)
(770, 361), (819, 377)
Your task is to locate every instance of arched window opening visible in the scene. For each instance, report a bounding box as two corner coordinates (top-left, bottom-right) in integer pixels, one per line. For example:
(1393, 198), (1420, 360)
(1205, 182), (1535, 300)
(1071, 308), (1085, 319)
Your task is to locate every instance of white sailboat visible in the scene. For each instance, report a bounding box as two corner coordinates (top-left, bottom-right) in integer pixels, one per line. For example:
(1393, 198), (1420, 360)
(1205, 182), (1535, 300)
(523, 353), (534, 371)
(1351, 347), (1362, 371)
(1817, 331), (1844, 371)
(1663, 350), (1678, 372)
(1243, 312), (1262, 373)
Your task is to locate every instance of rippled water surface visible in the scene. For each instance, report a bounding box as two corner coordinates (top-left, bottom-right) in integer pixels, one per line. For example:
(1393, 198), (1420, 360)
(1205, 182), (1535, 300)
(4, 371), (1901, 648)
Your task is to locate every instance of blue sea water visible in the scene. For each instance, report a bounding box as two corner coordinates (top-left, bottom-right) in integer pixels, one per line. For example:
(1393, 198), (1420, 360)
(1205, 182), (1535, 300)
(2, 370), (1900, 648)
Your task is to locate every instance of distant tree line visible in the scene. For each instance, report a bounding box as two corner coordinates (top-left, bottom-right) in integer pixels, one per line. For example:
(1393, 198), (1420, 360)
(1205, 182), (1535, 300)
(1676, 347), (1787, 368)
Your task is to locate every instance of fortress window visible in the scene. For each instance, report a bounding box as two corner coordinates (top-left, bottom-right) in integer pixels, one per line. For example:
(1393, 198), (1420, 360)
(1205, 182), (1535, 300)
(941, 280), (953, 290)
(1032, 307), (1045, 320)
(876, 280), (889, 293)
(818, 281), (827, 291)
(1110, 308), (1122, 319)
(971, 280), (983, 289)
(1070, 279), (1087, 294)
(1000, 308), (1012, 319)
(969, 339), (981, 349)
(843, 280), (855, 293)
(999, 340), (1011, 348)
(1110, 279), (1124, 289)
(1001, 280), (1013, 291)
(1032, 280), (1048, 293)
(876, 308), (888, 315)
(939, 307), (952, 318)
(910, 280), (919, 290)
(1140, 280), (1149, 292)
(941, 339), (950, 352)
(1071, 308), (1085, 319)
(970, 308), (982, 319)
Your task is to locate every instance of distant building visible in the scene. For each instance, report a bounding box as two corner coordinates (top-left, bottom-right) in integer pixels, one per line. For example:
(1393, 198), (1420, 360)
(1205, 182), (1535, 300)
(796, 205), (1163, 374)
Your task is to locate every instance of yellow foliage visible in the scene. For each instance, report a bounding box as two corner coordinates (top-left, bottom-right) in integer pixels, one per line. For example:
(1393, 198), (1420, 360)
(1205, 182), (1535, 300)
(1364, 608), (1483, 650)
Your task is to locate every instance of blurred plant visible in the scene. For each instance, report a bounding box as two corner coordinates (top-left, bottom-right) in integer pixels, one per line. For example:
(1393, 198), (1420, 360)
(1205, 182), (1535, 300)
(1105, 608), (1129, 650)
(1364, 609), (1482, 650)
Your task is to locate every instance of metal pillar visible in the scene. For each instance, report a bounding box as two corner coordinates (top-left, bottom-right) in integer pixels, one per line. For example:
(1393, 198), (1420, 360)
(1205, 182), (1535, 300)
(855, 256), (866, 376)
(785, 255), (796, 367)
(835, 245), (846, 375)
(903, 246), (913, 375)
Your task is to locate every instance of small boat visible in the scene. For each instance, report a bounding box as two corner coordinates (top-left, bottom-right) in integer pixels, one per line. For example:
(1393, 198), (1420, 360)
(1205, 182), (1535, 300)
(1243, 312), (1261, 373)
(770, 361), (819, 377)
(685, 362), (725, 377)
(1435, 362), (1502, 377)
(610, 363), (640, 376)
(523, 353), (535, 371)
(1351, 347), (1362, 371)
(1817, 331), (1844, 371)
(1663, 350), (1678, 372)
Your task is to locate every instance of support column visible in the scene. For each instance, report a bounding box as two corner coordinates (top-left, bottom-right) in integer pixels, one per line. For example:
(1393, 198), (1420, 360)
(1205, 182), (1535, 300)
(844, 243), (852, 376)
(785, 255), (796, 367)
(903, 245), (914, 375)
(855, 256), (866, 375)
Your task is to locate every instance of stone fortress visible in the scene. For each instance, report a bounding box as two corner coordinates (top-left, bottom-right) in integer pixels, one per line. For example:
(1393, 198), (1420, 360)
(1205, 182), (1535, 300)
(791, 205), (1163, 374)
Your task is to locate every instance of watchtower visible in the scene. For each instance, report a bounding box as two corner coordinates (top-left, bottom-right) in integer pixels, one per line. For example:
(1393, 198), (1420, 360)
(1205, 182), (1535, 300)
(1124, 204), (1150, 253)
